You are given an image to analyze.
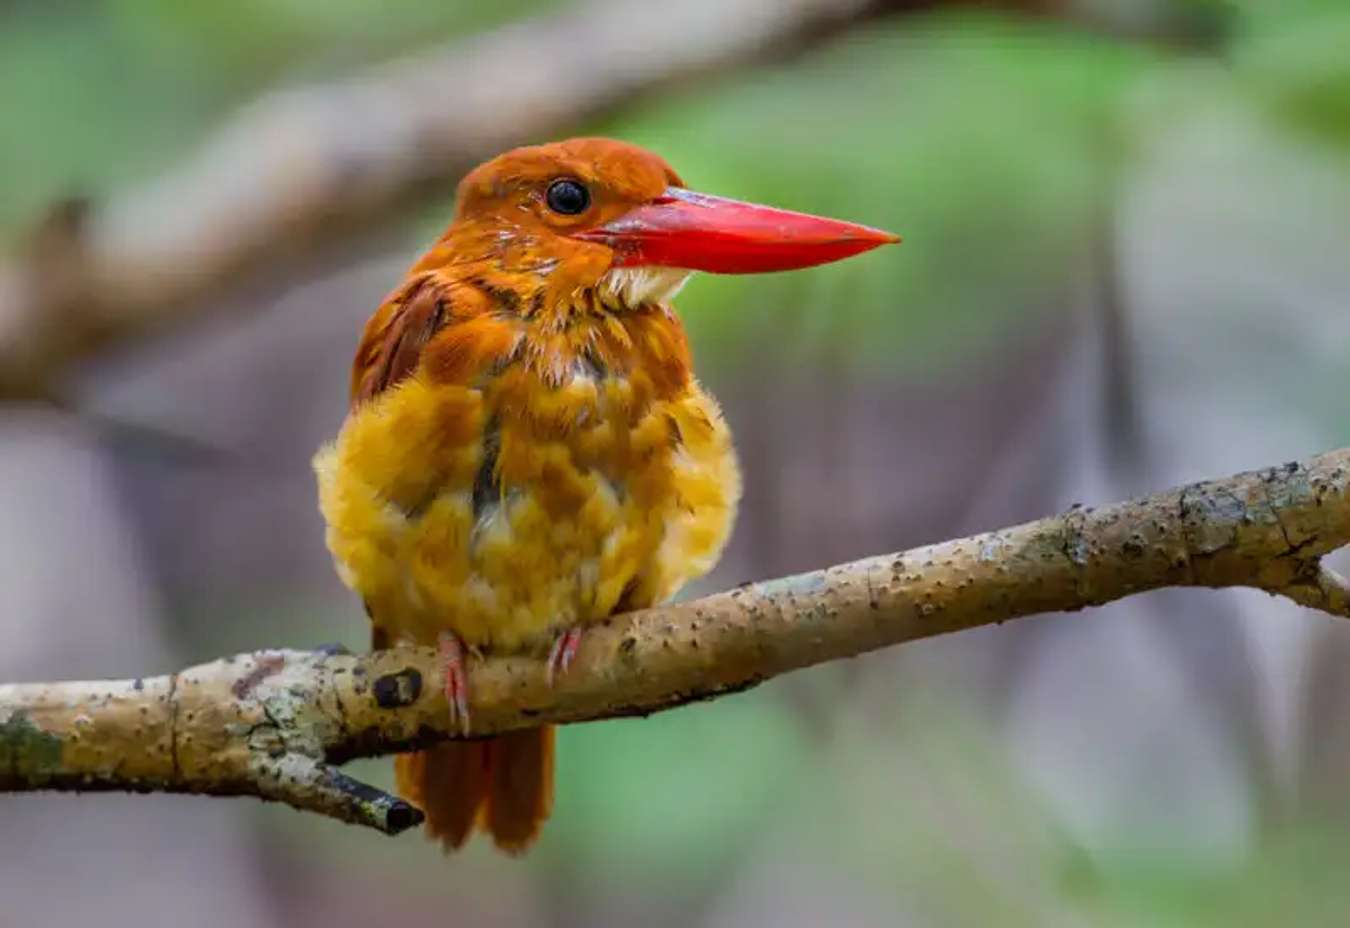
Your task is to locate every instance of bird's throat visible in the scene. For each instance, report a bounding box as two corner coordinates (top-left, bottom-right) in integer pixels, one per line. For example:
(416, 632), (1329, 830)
(595, 266), (691, 310)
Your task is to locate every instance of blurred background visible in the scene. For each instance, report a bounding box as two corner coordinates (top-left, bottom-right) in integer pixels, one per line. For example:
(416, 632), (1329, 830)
(3, 0), (1350, 924)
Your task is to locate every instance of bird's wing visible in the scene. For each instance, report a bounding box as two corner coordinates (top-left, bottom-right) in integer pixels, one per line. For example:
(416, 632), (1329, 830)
(341, 271), (555, 853)
(342, 272), (454, 650)
(350, 272), (450, 406)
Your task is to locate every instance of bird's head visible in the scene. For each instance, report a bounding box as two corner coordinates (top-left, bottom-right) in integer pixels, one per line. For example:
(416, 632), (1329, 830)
(425, 138), (898, 315)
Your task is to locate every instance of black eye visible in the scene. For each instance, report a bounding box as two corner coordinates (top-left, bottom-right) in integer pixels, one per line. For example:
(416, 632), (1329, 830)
(546, 179), (590, 215)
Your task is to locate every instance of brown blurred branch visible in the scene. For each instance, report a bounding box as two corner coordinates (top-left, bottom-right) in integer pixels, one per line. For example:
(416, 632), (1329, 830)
(2, 447), (1347, 833)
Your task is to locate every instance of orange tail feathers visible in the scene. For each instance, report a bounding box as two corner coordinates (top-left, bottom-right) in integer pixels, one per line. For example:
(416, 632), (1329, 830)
(395, 726), (555, 854)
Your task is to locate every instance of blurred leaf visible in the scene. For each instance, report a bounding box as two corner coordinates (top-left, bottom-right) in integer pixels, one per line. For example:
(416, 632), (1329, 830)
(1234, 0), (1350, 146)
(1079, 824), (1350, 927)
(548, 685), (810, 894)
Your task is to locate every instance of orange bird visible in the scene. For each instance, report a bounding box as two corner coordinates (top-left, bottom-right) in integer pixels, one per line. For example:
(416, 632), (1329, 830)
(314, 138), (897, 853)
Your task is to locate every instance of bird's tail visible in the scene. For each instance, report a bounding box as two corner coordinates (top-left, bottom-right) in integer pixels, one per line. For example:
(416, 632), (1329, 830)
(394, 727), (555, 854)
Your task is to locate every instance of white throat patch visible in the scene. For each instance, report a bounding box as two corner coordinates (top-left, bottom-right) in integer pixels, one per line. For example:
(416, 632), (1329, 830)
(596, 266), (691, 309)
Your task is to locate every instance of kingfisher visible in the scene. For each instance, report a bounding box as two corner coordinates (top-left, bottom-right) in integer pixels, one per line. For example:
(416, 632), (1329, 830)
(314, 137), (898, 853)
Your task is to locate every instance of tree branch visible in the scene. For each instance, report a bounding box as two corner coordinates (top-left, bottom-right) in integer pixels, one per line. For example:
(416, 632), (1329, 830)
(5, 448), (1346, 834)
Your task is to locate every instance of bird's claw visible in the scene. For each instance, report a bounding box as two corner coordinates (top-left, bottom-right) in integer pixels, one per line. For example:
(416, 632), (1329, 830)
(546, 628), (584, 687)
(438, 632), (471, 736)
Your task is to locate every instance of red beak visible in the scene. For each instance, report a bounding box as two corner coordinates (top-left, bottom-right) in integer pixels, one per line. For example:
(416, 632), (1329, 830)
(574, 187), (900, 274)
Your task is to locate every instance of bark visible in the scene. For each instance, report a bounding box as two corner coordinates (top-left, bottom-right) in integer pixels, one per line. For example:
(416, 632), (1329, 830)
(3, 447), (1347, 834)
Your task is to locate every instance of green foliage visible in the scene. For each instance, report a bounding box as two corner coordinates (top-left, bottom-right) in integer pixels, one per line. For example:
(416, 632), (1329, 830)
(1234, 0), (1350, 145)
(549, 689), (808, 893)
(1064, 825), (1350, 928)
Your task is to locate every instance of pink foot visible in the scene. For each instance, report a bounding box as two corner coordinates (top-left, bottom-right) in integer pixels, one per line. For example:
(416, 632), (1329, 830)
(439, 632), (471, 736)
(546, 628), (584, 686)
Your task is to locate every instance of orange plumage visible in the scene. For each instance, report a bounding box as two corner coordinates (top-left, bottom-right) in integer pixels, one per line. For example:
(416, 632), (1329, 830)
(314, 138), (896, 853)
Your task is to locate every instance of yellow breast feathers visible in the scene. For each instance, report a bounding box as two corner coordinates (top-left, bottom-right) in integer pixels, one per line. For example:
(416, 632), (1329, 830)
(313, 291), (740, 653)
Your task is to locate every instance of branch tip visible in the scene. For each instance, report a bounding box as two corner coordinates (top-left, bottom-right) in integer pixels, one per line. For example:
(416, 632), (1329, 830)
(1268, 561), (1350, 619)
(262, 754), (424, 836)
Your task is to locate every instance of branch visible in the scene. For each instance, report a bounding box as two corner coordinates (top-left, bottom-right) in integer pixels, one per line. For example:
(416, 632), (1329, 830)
(5, 451), (1344, 837)
(5, 448), (1345, 834)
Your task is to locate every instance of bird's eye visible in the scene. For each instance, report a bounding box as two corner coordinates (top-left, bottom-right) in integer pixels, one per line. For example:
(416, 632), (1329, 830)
(546, 179), (590, 216)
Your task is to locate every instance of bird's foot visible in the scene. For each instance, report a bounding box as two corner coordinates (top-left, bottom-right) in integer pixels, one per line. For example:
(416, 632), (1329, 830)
(438, 631), (471, 736)
(546, 628), (584, 686)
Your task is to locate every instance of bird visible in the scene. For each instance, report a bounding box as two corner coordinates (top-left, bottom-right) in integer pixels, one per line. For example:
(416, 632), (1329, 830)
(313, 137), (898, 854)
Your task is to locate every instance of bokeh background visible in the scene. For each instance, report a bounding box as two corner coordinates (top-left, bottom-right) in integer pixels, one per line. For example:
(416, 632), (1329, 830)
(4, 0), (1350, 925)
